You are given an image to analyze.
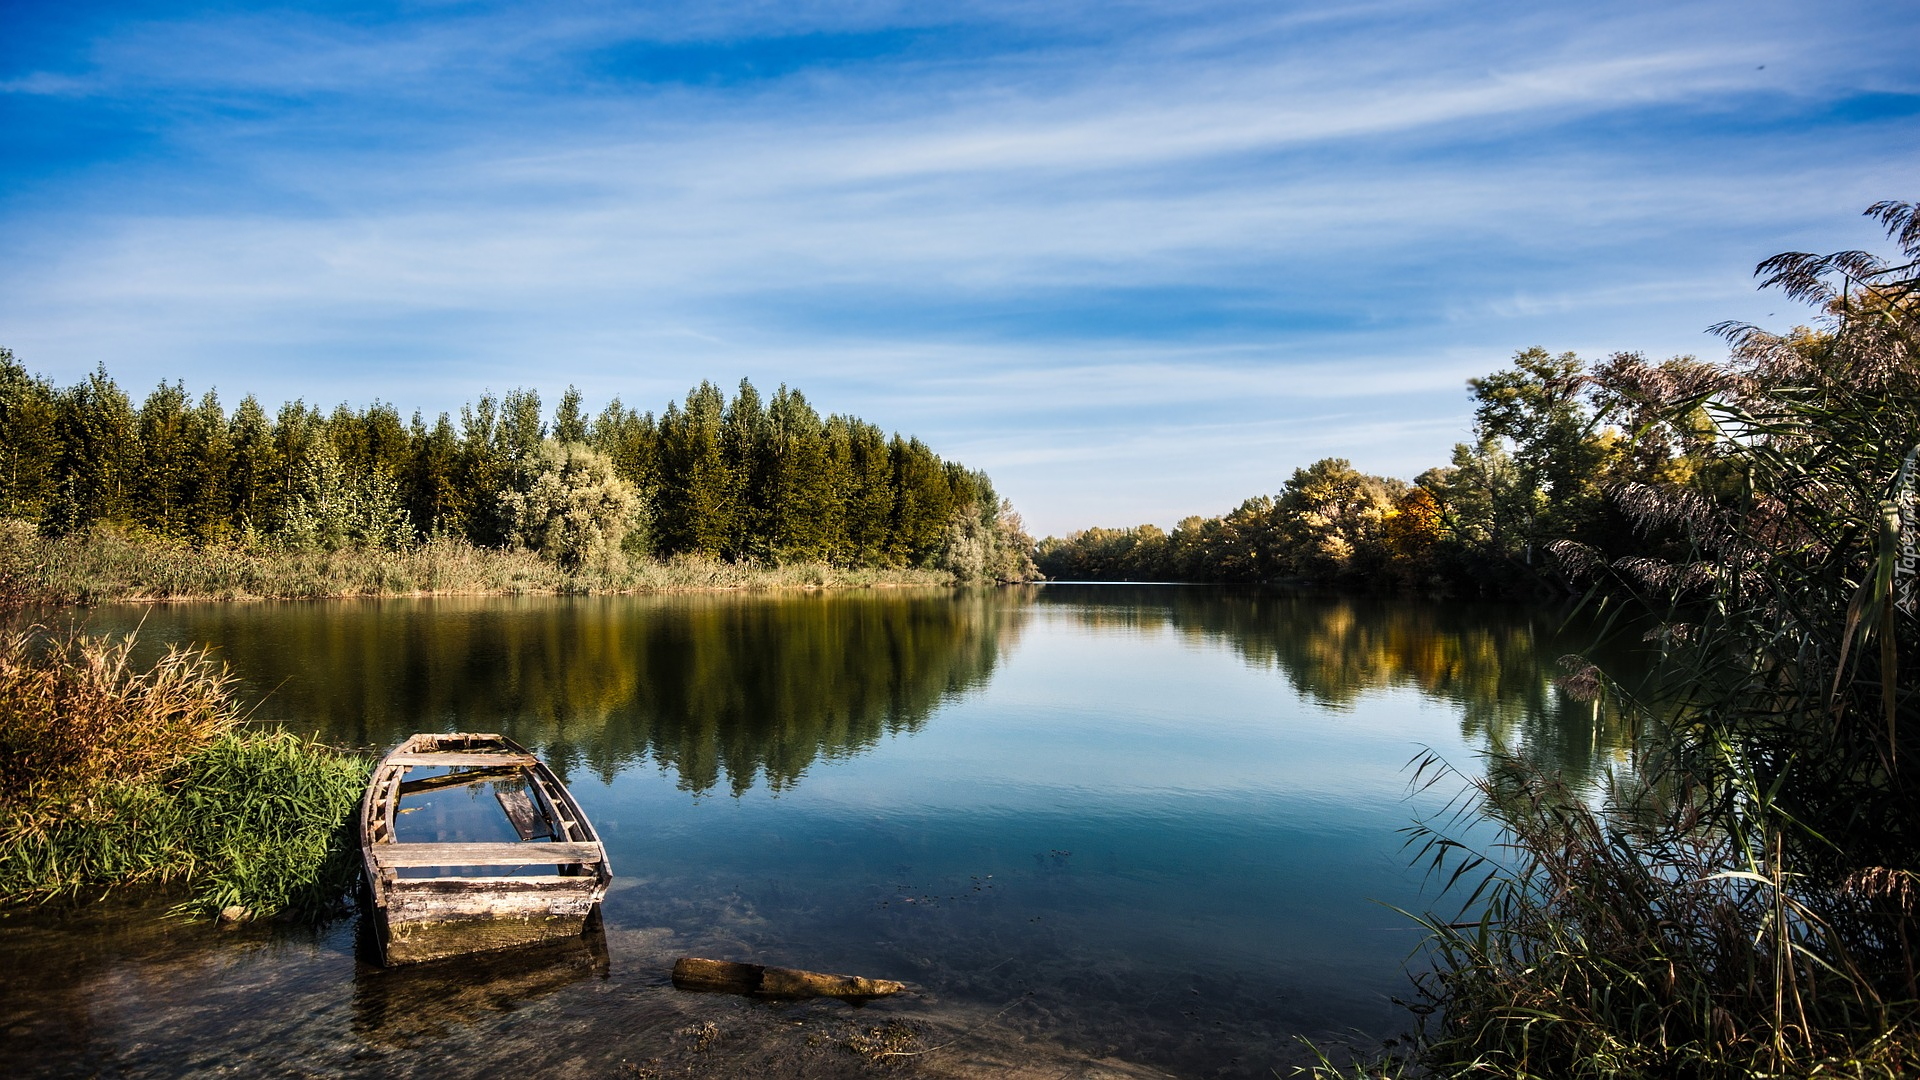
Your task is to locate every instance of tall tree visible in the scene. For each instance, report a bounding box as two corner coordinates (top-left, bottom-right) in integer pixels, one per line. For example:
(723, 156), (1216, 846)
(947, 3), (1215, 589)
(766, 386), (833, 561)
(0, 349), (60, 524)
(181, 390), (233, 543)
(226, 395), (277, 538)
(888, 436), (952, 566)
(552, 386), (588, 445)
(656, 382), (734, 557)
(52, 366), (138, 533)
(721, 379), (770, 560)
(458, 393), (506, 545)
(406, 411), (464, 537)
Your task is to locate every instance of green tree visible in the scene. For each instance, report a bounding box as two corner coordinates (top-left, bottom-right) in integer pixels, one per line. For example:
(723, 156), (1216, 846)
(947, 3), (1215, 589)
(181, 391), (233, 543)
(497, 389), (546, 476)
(406, 411), (465, 537)
(1468, 347), (1612, 563)
(656, 382), (735, 557)
(133, 381), (195, 537)
(499, 440), (641, 571)
(552, 386), (587, 445)
(225, 395), (277, 539)
(766, 386), (834, 561)
(834, 417), (893, 565)
(457, 393), (506, 545)
(52, 366), (138, 533)
(721, 379), (771, 560)
(888, 436), (952, 566)
(1271, 457), (1403, 581)
(0, 349), (60, 524)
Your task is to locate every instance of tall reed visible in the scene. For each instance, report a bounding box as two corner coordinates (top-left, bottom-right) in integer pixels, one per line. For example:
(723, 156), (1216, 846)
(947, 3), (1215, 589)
(0, 522), (956, 603)
(0, 624), (368, 920)
(1336, 203), (1920, 1079)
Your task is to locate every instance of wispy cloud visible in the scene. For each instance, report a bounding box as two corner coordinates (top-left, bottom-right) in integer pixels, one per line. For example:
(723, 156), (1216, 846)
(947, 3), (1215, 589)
(2, 0), (1916, 533)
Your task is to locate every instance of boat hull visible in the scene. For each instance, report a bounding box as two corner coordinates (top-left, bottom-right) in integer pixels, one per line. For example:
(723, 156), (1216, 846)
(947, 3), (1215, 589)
(360, 733), (612, 966)
(376, 878), (605, 964)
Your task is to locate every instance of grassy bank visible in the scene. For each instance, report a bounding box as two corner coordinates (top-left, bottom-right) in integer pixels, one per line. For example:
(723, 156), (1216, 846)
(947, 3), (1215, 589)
(0, 522), (957, 604)
(0, 626), (367, 921)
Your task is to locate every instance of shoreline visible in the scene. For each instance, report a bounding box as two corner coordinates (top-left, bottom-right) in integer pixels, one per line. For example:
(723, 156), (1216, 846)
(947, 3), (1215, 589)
(1, 527), (977, 607)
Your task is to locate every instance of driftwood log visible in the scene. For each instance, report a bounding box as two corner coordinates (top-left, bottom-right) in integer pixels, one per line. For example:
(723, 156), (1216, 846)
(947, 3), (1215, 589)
(671, 957), (905, 1001)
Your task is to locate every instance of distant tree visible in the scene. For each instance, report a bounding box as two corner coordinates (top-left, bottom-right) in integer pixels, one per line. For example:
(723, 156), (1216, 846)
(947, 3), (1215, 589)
(766, 387), (834, 561)
(181, 391), (233, 543)
(888, 436), (952, 566)
(458, 393), (506, 545)
(225, 395), (277, 538)
(134, 381), (194, 538)
(836, 418), (894, 565)
(721, 379), (771, 559)
(1467, 347), (1617, 562)
(552, 386), (588, 445)
(500, 440), (640, 571)
(656, 382), (735, 557)
(275, 434), (411, 550)
(406, 411), (465, 537)
(938, 498), (1037, 583)
(1271, 458), (1403, 581)
(1385, 486), (1443, 559)
(0, 349), (60, 524)
(51, 366), (138, 534)
(497, 389), (546, 475)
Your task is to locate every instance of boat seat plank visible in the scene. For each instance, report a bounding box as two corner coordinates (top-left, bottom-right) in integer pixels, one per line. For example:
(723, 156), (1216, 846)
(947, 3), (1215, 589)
(388, 875), (581, 889)
(386, 752), (539, 767)
(495, 788), (551, 841)
(367, 841), (603, 868)
(398, 766), (522, 797)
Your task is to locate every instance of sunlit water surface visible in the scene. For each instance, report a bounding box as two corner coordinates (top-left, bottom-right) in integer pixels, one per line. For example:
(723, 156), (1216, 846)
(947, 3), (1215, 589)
(0, 585), (1640, 1078)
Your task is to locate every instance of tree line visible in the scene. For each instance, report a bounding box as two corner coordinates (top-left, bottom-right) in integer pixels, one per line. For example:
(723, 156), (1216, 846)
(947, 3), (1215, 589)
(1036, 343), (1732, 597)
(0, 357), (1033, 581)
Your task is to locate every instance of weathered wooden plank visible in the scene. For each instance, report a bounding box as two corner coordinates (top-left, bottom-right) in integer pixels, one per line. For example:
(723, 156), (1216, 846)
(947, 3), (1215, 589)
(389, 875), (581, 890)
(397, 766), (523, 797)
(495, 788), (550, 841)
(671, 957), (906, 1000)
(367, 841), (603, 868)
(382, 911), (594, 964)
(386, 752), (538, 767)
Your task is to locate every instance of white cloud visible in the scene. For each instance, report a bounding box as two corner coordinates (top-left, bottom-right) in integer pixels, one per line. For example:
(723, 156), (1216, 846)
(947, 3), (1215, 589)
(1, 0), (1915, 533)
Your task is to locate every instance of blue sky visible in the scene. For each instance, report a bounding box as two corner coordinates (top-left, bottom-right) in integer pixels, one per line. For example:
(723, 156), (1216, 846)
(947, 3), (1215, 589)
(1, 1), (1915, 535)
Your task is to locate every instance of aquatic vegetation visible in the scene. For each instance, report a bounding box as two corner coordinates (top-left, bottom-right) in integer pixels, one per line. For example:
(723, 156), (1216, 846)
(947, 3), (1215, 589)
(0, 625), (368, 921)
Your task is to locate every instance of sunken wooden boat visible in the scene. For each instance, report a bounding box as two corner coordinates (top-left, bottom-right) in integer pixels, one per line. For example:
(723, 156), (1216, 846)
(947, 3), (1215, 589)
(360, 732), (612, 965)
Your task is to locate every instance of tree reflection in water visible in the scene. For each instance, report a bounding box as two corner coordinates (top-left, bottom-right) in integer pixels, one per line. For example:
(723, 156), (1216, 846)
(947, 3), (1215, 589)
(1033, 584), (1654, 787)
(95, 589), (1030, 794)
(88, 583), (1645, 796)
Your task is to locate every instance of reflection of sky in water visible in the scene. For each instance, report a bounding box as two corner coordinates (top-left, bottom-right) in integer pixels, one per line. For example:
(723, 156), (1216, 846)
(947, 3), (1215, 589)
(15, 587), (1638, 1078)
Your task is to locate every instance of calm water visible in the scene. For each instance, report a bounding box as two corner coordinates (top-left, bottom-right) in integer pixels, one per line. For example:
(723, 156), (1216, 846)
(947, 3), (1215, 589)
(0, 585), (1639, 1078)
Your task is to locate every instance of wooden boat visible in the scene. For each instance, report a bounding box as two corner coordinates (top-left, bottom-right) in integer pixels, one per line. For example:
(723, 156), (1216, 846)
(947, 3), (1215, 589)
(359, 732), (612, 965)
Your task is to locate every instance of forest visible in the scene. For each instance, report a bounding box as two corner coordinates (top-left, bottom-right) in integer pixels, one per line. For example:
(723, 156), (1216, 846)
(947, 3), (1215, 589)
(1035, 341), (1731, 597)
(0, 363), (1034, 585)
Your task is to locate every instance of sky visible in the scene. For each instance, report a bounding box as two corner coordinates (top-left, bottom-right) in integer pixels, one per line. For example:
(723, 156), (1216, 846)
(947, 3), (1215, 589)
(1, 1), (1916, 536)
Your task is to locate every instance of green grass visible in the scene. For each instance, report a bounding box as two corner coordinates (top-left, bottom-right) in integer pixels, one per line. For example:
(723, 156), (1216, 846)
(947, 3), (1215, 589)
(0, 521), (957, 603)
(2, 730), (368, 921)
(0, 624), (370, 921)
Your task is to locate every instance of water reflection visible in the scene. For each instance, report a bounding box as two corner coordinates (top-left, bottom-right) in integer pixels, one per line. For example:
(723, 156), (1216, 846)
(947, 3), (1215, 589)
(91, 590), (1029, 795)
(1033, 585), (1648, 784)
(84, 584), (1647, 793)
(351, 925), (609, 1048)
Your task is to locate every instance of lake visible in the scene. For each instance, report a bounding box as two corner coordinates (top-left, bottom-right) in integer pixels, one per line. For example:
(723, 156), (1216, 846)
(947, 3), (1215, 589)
(0, 585), (1639, 1078)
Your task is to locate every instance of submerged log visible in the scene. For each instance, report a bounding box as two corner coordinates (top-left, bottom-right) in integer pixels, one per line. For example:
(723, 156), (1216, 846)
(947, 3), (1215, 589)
(671, 957), (906, 1000)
